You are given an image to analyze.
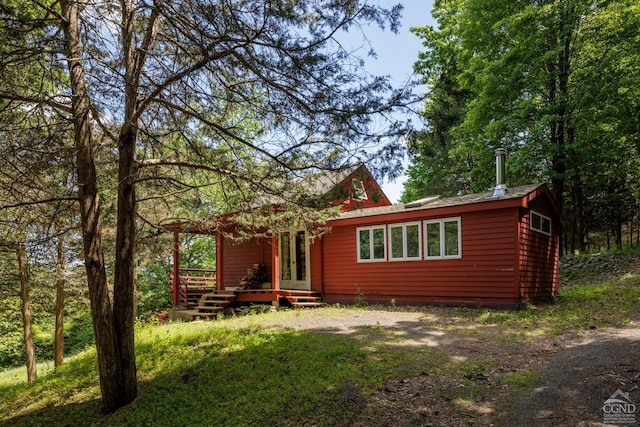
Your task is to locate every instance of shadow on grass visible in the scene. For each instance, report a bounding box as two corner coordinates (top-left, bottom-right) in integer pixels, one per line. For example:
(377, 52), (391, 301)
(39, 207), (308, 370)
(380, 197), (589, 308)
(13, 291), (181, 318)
(3, 399), (104, 427)
(1, 324), (443, 427)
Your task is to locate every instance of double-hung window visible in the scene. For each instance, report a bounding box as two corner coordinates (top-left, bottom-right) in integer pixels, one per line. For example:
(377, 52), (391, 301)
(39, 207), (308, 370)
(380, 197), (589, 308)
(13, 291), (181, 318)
(424, 217), (461, 259)
(357, 226), (386, 262)
(389, 222), (421, 261)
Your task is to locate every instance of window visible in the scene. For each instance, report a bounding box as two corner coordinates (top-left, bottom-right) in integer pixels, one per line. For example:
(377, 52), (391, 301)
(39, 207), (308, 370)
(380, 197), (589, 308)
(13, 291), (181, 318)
(424, 217), (461, 259)
(352, 178), (368, 200)
(531, 211), (552, 235)
(389, 222), (421, 261)
(357, 226), (386, 262)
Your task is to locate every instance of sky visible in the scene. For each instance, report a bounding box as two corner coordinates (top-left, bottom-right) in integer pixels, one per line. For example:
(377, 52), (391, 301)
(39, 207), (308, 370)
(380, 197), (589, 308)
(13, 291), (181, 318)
(346, 1), (437, 203)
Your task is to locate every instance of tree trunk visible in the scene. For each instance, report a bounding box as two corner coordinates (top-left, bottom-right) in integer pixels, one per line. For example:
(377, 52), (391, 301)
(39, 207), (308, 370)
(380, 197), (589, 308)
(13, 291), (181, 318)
(550, 2), (578, 256)
(60, 0), (127, 413)
(110, 0), (143, 404)
(113, 127), (139, 404)
(54, 233), (65, 368)
(18, 242), (37, 383)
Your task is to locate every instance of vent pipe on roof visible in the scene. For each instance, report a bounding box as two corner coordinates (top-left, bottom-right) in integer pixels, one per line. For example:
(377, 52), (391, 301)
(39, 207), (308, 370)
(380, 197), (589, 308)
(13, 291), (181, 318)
(493, 148), (507, 197)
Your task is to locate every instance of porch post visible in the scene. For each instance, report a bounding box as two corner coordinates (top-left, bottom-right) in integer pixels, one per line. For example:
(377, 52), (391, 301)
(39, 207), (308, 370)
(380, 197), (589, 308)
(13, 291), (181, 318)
(216, 230), (225, 290)
(271, 235), (280, 290)
(172, 231), (180, 306)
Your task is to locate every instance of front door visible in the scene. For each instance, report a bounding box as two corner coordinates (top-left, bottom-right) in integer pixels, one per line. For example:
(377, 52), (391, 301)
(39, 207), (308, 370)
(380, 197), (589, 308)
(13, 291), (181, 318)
(279, 230), (310, 290)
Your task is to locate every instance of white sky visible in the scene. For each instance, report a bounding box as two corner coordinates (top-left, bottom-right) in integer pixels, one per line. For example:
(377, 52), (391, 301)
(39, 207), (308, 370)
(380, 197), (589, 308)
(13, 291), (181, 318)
(347, 1), (436, 203)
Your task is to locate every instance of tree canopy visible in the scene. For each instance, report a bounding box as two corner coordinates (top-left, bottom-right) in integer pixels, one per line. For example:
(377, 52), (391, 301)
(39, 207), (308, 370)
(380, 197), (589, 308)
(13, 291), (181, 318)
(1, 0), (414, 412)
(405, 0), (640, 252)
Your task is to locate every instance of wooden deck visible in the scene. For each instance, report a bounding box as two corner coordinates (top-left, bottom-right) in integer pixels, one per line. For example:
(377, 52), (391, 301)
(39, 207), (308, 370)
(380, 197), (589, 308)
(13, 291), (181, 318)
(169, 267), (326, 321)
(173, 289), (325, 321)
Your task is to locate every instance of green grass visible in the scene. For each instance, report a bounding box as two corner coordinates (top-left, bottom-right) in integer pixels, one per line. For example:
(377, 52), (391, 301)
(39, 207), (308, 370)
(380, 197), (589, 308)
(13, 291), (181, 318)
(1, 255), (638, 426)
(0, 316), (444, 427)
(441, 264), (640, 336)
(500, 369), (538, 388)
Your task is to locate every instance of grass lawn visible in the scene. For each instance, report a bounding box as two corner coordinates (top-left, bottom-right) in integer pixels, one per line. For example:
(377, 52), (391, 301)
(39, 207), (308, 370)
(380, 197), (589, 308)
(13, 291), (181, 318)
(1, 253), (638, 426)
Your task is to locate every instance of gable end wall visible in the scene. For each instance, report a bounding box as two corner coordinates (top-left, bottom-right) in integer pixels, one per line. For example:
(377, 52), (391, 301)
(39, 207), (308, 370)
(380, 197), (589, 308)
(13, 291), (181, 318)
(518, 197), (560, 303)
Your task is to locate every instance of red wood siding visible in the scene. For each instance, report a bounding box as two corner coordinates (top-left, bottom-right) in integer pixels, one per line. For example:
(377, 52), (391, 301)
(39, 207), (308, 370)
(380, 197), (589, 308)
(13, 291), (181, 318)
(321, 207), (522, 307)
(222, 236), (273, 288)
(518, 197), (560, 303)
(310, 238), (323, 292)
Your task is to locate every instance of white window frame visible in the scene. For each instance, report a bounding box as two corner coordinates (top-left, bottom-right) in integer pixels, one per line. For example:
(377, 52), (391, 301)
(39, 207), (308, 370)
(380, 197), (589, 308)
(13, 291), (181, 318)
(530, 211), (552, 236)
(424, 217), (462, 260)
(352, 178), (368, 200)
(388, 222), (422, 261)
(356, 225), (387, 262)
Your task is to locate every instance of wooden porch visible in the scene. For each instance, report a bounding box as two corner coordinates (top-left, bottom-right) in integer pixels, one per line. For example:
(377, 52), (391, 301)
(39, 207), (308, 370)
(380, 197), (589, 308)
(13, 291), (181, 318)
(172, 289), (325, 321)
(169, 267), (325, 321)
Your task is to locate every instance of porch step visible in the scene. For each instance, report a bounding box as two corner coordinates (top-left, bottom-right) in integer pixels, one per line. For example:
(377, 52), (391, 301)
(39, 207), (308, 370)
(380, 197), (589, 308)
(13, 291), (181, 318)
(178, 292), (238, 321)
(198, 293), (236, 306)
(284, 293), (326, 309)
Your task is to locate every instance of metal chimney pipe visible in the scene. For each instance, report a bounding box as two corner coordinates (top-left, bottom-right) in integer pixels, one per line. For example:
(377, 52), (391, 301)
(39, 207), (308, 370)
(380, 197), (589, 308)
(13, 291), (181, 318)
(493, 148), (507, 197)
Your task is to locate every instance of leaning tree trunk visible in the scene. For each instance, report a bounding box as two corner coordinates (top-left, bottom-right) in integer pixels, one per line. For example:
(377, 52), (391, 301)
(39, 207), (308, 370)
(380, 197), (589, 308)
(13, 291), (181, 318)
(60, 0), (127, 413)
(54, 232), (65, 368)
(17, 242), (36, 383)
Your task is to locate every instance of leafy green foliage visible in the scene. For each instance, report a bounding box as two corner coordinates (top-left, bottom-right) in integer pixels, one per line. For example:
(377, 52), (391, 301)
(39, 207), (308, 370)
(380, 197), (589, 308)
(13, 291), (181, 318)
(136, 263), (174, 321)
(407, 0), (640, 251)
(136, 235), (217, 320)
(0, 313), (95, 370)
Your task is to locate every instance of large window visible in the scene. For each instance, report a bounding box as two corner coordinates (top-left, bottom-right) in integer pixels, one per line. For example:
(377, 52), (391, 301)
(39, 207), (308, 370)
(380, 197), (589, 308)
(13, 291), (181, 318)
(357, 226), (386, 262)
(389, 222), (421, 261)
(531, 211), (552, 235)
(424, 217), (461, 259)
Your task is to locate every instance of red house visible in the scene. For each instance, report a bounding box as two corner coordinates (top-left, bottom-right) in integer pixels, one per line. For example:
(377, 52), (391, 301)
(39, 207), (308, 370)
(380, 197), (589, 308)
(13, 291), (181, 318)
(166, 154), (562, 317)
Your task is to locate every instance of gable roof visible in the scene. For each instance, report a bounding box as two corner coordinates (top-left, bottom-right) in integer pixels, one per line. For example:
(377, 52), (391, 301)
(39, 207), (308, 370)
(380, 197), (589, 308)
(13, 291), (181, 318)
(162, 163), (390, 234)
(273, 163), (390, 209)
(333, 183), (561, 223)
(297, 164), (364, 196)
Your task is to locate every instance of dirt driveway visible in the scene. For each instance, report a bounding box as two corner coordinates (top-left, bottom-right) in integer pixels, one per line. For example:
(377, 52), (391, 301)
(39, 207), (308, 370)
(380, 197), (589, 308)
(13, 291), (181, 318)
(243, 308), (640, 426)
(503, 325), (640, 427)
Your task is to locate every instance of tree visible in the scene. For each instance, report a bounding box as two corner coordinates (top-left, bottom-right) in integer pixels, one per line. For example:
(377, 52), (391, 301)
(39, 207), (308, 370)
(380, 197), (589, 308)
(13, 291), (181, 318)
(408, 0), (640, 252)
(402, 9), (472, 201)
(54, 231), (65, 368)
(17, 240), (36, 383)
(3, 0), (412, 412)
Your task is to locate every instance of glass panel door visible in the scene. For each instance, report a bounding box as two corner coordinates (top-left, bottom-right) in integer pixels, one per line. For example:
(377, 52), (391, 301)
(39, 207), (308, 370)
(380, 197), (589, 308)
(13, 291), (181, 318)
(280, 231), (291, 281)
(294, 231), (306, 282)
(280, 230), (310, 290)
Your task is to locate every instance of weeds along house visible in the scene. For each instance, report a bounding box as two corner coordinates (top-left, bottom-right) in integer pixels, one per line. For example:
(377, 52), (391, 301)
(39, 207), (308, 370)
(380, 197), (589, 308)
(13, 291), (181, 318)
(166, 151), (562, 315)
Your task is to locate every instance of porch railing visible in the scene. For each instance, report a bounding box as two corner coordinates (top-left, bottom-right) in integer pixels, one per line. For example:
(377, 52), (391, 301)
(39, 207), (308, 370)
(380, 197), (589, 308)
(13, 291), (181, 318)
(169, 267), (217, 308)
